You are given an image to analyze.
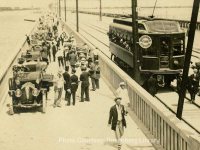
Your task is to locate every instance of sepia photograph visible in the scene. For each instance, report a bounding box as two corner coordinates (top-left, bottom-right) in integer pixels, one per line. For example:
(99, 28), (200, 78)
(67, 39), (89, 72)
(0, 0), (200, 149)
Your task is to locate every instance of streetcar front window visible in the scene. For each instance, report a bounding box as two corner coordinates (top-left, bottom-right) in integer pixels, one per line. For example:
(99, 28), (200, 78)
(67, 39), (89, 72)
(160, 38), (170, 56)
(172, 39), (184, 55)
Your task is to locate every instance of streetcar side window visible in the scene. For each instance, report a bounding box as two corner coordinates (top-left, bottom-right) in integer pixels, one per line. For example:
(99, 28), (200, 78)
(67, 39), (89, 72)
(138, 23), (146, 30)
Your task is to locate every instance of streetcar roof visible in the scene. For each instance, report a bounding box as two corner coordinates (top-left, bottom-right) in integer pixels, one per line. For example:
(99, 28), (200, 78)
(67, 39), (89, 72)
(112, 18), (183, 33)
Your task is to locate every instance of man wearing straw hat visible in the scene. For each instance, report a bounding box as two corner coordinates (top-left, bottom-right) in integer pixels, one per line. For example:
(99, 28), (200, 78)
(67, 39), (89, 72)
(53, 69), (65, 107)
(108, 97), (127, 150)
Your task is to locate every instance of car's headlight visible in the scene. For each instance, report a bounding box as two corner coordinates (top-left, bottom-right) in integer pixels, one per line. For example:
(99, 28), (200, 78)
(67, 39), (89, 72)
(15, 89), (22, 97)
(32, 88), (40, 97)
(174, 60), (179, 65)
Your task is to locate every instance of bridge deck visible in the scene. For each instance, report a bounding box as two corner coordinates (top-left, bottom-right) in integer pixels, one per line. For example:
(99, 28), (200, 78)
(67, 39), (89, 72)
(0, 60), (155, 150)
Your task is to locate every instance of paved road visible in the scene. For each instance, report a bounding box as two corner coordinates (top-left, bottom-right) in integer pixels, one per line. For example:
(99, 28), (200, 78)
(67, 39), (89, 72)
(0, 61), (155, 150)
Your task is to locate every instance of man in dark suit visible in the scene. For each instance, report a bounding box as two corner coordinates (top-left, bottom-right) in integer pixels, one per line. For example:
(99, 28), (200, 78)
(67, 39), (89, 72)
(63, 66), (71, 104)
(108, 97), (127, 150)
(147, 75), (157, 96)
(80, 66), (90, 102)
(52, 42), (57, 62)
(69, 50), (77, 70)
(68, 69), (79, 105)
(187, 69), (199, 103)
(90, 60), (101, 91)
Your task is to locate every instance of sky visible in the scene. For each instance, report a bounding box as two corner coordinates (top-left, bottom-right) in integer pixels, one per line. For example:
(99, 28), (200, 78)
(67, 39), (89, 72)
(0, 0), (194, 8)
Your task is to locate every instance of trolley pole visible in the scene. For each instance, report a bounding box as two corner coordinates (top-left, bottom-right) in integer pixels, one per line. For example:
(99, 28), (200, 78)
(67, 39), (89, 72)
(176, 0), (200, 119)
(59, 0), (61, 17)
(64, 0), (66, 21)
(76, 0), (79, 32)
(99, 0), (102, 21)
(131, 0), (140, 81)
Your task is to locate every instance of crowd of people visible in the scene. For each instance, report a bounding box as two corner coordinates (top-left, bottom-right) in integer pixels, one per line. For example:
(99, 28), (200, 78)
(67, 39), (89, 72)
(34, 15), (102, 107)
(109, 31), (133, 53)
(26, 13), (134, 150)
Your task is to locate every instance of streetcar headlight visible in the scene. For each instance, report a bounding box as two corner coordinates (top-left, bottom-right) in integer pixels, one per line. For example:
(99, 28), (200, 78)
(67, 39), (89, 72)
(32, 88), (40, 97)
(15, 89), (22, 97)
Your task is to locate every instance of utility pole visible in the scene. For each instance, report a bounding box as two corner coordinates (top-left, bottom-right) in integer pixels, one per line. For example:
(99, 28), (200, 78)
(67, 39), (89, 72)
(176, 0), (200, 119)
(99, 0), (102, 21)
(76, 0), (79, 32)
(59, 0), (61, 17)
(56, 0), (58, 16)
(64, 0), (66, 21)
(131, 0), (140, 81)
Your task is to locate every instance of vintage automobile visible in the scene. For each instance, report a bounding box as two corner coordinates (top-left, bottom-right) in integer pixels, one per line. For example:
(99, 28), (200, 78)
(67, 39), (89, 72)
(18, 44), (49, 65)
(8, 61), (53, 114)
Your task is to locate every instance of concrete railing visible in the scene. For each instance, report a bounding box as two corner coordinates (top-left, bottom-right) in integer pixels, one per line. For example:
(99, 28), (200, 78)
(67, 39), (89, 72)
(98, 51), (200, 150)
(62, 20), (200, 150)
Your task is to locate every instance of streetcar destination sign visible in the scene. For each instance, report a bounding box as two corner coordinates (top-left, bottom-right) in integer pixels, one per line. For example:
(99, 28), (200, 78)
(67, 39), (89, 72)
(139, 35), (152, 49)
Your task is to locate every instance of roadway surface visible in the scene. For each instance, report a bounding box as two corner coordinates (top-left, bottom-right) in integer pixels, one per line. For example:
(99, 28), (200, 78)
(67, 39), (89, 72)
(0, 62), (156, 150)
(0, 20), (156, 150)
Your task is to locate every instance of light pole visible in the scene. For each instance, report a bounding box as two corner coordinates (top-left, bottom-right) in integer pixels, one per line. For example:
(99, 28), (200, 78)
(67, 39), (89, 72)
(176, 0), (200, 119)
(64, 0), (66, 21)
(99, 0), (102, 21)
(59, 0), (61, 17)
(76, 0), (79, 32)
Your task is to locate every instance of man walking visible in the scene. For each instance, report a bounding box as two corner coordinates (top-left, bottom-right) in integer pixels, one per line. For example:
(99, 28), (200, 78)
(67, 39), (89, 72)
(63, 66), (71, 104)
(188, 68), (199, 103)
(116, 82), (130, 109)
(68, 69), (79, 105)
(52, 42), (57, 62)
(53, 70), (64, 107)
(56, 48), (64, 67)
(80, 66), (90, 102)
(69, 50), (78, 70)
(90, 60), (101, 91)
(108, 97), (127, 150)
(147, 75), (157, 97)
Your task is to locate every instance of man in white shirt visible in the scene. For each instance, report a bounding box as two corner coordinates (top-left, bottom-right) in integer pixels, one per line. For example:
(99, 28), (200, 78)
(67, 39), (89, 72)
(56, 48), (64, 67)
(116, 82), (130, 109)
(53, 70), (65, 107)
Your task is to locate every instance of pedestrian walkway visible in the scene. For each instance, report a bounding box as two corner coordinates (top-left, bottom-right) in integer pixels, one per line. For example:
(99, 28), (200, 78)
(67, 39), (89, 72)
(0, 58), (156, 150)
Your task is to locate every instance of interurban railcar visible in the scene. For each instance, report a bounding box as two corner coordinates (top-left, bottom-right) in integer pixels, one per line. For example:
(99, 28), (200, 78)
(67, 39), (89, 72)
(108, 18), (186, 87)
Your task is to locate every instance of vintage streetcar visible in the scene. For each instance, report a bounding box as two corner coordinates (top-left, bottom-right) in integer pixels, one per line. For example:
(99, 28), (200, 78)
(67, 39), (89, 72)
(108, 17), (186, 88)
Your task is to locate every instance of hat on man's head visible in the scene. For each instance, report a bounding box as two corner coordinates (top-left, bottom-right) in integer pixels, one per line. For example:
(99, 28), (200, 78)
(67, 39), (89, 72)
(119, 82), (125, 86)
(114, 97), (122, 102)
(81, 66), (87, 71)
(72, 68), (76, 73)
